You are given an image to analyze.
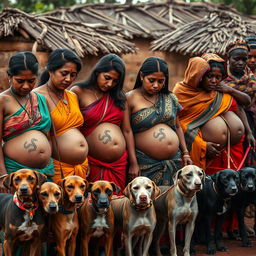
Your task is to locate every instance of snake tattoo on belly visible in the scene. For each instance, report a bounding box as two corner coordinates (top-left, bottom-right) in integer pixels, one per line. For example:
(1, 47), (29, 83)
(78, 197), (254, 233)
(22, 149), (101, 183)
(98, 130), (112, 144)
(24, 138), (38, 153)
(153, 128), (166, 142)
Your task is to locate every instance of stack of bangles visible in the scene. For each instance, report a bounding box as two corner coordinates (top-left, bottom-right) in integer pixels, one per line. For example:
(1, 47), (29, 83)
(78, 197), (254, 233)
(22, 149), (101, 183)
(182, 150), (190, 157)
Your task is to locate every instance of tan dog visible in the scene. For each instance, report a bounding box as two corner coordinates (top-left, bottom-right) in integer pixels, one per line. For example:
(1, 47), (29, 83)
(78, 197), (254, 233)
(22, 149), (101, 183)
(151, 165), (205, 256)
(50, 175), (88, 256)
(0, 169), (46, 256)
(38, 182), (62, 214)
(79, 180), (120, 256)
(111, 176), (161, 256)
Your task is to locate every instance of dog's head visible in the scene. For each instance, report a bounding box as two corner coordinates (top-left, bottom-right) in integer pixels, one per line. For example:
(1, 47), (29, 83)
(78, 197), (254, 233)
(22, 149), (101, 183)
(58, 176), (88, 205)
(124, 176), (161, 206)
(174, 165), (205, 192)
(211, 169), (239, 196)
(88, 180), (120, 211)
(239, 167), (256, 192)
(38, 182), (62, 214)
(3, 169), (47, 198)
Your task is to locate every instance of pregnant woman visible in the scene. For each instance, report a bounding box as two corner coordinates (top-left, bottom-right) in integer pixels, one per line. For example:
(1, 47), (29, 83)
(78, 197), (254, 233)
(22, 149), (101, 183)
(173, 53), (251, 174)
(35, 48), (89, 183)
(0, 51), (54, 185)
(127, 57), (192, 186)
(71, 54), (139, 192)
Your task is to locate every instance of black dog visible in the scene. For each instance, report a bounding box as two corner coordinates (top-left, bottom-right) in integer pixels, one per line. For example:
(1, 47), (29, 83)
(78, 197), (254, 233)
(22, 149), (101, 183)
(194, 169), (239, 254)
(232, 167), (256, 247)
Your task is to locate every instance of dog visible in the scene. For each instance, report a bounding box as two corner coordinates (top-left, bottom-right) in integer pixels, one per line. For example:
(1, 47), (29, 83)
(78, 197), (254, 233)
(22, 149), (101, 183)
(38, 182), (62, 214)
(151, 165), (204, 256)
(50, 175), (88, 256)
(233, 167), (256, 247)
(111, 176), (161, 256)
(79, 180), (120, 256)
(0, 169), (47, 256)
(195, 168), (239, 254)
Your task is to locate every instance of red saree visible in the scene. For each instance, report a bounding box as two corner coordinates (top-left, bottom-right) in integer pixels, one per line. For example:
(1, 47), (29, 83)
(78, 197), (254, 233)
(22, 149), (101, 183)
(80, 94), (127, 192)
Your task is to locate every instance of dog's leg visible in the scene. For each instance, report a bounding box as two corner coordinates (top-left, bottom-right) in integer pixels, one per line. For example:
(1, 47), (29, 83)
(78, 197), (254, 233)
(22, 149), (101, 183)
(124, 233), (133, 256)
(238, 205), (252, 247)
(29, 238), (42, 256)
(81, 234), (90, 256)
(55, 236), (68, 256)
(215, 214), (227, 252)
(204, 215), (215, 254)
(150, 219), (165, 256)
(183, 219), (196, 256)
(105, 234), (113, 256)
(168, 220), (177, 256)
(3, 240), (12, 256)
(142, 231), (153, 256)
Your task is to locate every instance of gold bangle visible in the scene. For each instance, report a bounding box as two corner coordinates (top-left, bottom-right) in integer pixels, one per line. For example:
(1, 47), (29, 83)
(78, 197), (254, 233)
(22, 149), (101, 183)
(182, 150), (189, 155)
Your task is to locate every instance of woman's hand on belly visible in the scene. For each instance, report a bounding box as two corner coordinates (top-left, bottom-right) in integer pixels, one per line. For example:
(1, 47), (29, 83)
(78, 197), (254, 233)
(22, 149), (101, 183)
(135, 124), (180, 160)
(86, 123), (126, 163)
(206, 142), (221, 158)
(3, 130), (52, 169)
(52, 128), (88, 165)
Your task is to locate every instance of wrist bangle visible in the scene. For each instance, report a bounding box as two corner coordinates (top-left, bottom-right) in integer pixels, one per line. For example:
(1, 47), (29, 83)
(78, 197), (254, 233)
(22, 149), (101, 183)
(182, 150), (189, 155)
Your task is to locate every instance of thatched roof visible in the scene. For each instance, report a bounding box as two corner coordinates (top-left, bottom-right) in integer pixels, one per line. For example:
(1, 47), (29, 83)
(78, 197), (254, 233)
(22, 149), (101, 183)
(42, 2), (255, 39)
(0, 8), (136, 57)
(150, 11), (255, 56)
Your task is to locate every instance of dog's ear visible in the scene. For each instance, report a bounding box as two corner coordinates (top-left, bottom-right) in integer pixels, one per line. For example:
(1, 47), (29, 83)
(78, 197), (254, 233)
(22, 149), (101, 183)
(58, 179), (65, 189)
(34, 171), (47, 186)
(87, 182), (94, 192)
(110, 182), (120, 195)
(151, 181), (161, 200)
(3, 173), (14, 189)
(123, 182), (132, 200)
(211, 171), (220, 184)
(174, 169), (183, 184)
(201, 168), (206, 181)
(57, 185), (64, 204)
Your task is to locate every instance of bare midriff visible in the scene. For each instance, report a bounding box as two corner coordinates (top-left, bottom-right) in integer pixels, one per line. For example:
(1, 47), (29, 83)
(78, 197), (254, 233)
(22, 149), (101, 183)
(135, 123), (179, 160)
(201, 111), (244, 148)
(3, 130), (52, 169)
(86, 122), (126, 162)
(52, 128), (88, 165)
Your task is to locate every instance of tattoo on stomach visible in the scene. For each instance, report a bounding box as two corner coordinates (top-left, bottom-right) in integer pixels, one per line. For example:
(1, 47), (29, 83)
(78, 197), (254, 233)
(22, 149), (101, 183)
(98, 130), (112, 144)
(24, 138), (38, 153)
(153, 128), (166, 142)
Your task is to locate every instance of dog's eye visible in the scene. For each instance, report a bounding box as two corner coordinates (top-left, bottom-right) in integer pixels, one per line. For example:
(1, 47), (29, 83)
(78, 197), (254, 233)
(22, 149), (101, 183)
(28, 176), (34, 181)
(80, 184), (86, 189)
(14, 177), (20, 182)
(186, 173), (192, 178)
(146, 185), (152, 190)
(93, 188), (100, 195)
(198, 172), (203, 176)
(41, 192), (48, 197)
(67, 185), (74, 189)
(54, 192), (61, 197)
(105, 188), (112, 195)
(133, 186), (139, 190)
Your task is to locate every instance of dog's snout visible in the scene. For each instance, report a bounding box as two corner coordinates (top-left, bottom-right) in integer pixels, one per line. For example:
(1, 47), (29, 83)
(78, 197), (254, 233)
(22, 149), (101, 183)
(75, 194), (83, 202)
(20, 185), (28, 193)
(231, 186), (237, 193)
(49, 201), (57, 211)
(139, 194), (147, 202)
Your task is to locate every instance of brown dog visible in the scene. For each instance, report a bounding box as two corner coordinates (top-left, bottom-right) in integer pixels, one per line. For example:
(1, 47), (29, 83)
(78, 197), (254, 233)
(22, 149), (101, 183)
(78, 180), (120, 256)
(111, 176), (161, 256)
(0, 169), (47, 256)
(38, 182), (62, 214)
(50, 175), (88, 256)
(151, 165), (205, 256)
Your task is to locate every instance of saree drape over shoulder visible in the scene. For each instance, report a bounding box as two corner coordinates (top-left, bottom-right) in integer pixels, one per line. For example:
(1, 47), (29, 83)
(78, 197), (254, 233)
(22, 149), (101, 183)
(173, 57), (234, 170)
(131, 93), (182, 186)
(80, 94), (127, 192)
(50, 90), (88, 182)
(3, 92), (54, 178)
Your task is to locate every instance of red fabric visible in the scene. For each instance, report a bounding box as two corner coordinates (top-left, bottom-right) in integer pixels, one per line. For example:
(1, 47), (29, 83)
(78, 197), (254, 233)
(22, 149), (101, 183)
(87, 151), (128, 194)
(80, 93), (124, 137)
(228, 98), (237, 112)
(80, 94), (127, 194)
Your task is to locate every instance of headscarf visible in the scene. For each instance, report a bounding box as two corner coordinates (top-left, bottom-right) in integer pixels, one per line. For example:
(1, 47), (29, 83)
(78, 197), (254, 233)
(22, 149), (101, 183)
(226, 39), (249, 56)
(245, 35), (256, 50)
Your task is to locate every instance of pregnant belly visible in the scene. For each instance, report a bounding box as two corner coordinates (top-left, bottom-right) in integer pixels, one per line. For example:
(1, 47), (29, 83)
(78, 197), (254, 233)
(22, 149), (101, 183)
(86, 122), (126, 163)
(52, 128), (88, 165)
(135, 123), (179, 160)
(201, 116), (228, 149)
(222, 111), (244, 145)
(3, 130), (52, 169)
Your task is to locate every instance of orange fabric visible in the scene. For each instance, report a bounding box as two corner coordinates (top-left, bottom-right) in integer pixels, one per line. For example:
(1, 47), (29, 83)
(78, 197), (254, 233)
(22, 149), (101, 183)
(52, 158), (88, 183)
(50, 90), (84, 136)
(173, 57), (233, 169)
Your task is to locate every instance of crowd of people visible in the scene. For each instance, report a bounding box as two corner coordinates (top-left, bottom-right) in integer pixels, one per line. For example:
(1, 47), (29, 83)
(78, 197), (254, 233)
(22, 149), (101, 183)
(0, 37), (256, 254)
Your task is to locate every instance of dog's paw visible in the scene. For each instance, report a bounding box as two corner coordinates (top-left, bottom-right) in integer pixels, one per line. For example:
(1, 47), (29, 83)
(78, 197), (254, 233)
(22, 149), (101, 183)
(206, 247), (216, 254)
(216, 245), (227, 252)
(190, 246), (196, 254)
(242, 239), (252, 247)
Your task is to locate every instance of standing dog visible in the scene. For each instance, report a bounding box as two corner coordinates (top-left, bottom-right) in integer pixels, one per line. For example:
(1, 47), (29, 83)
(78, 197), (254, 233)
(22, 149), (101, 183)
(0, 169), (47, 256)
(195, 169), (239, 254)
(79, 180), (120, 256)
(151, 165), (204, 256)
(111, 176), (161, 256)
(50, 175), (88, 256)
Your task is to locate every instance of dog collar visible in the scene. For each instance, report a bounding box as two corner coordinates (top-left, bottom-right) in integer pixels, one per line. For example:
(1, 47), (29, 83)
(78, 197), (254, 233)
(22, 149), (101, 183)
(59, 205), (74, 215)
(13, 193), (39, 220)
(130, 199), (153, 211)
(177, 183), (196, 198)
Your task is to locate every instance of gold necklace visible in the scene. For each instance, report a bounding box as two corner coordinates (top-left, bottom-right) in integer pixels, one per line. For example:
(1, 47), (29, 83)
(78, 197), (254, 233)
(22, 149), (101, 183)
(10, 87), (37, 126)
(46, 85), (70, 116)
